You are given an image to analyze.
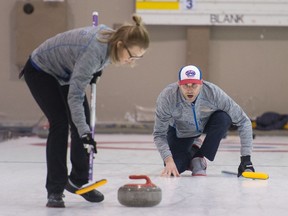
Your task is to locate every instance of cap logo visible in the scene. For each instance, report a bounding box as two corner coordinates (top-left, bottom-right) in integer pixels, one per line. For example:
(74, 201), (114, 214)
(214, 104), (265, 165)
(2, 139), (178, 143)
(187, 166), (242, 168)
(185, 70), (196, 77)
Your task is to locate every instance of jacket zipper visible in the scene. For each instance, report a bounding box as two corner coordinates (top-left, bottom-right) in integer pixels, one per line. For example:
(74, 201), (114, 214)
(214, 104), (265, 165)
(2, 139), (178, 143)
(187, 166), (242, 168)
(192, 103), (200, 132)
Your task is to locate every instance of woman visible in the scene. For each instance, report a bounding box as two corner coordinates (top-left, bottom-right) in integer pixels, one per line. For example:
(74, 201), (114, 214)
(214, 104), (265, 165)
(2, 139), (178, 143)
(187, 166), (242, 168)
(21, 14), (149, 208)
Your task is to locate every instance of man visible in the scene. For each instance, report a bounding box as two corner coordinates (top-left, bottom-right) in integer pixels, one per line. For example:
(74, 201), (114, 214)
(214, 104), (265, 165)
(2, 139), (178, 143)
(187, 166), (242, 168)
(153, 65), (255, 177)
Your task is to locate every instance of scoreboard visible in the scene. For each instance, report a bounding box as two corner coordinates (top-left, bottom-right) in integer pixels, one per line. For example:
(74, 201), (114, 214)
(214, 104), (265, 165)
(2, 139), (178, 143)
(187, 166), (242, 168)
(136, 0), (288, 26)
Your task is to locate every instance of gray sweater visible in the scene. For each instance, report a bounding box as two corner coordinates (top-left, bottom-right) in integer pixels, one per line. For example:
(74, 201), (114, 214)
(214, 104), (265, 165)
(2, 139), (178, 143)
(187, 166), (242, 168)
(153, 81), (253, 161)
(31, 24), (111, 136)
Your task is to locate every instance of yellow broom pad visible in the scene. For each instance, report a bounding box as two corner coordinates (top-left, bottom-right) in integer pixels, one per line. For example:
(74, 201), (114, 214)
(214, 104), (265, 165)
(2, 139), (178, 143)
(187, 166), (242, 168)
(75, 179), (107, 195)
(242, 172), (269, 180)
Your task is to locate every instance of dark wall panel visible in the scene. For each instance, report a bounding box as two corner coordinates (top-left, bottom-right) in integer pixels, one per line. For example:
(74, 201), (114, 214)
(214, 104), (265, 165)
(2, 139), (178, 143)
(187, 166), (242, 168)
(15, 0), (67, 68)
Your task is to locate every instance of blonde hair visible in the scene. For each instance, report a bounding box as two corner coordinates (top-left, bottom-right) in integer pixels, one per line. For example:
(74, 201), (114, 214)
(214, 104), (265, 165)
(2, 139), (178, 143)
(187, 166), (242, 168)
(98, 14), (150, 64)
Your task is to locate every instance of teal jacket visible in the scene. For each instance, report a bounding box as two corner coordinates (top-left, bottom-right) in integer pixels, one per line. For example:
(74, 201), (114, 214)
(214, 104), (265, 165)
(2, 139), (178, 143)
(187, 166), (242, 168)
(153, 81), (253, 161)
(31, 25), (111, 136)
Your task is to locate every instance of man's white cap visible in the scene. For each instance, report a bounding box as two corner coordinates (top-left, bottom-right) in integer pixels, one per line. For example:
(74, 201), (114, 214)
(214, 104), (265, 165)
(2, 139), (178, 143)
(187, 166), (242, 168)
(178, 65), (203, 85)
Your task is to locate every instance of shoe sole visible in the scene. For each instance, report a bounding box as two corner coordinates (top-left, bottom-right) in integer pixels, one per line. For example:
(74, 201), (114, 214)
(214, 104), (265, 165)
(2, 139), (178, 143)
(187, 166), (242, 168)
(46, 203), (65, 208)
(81, 193), (104, 202)
(192, 173), (207, 176)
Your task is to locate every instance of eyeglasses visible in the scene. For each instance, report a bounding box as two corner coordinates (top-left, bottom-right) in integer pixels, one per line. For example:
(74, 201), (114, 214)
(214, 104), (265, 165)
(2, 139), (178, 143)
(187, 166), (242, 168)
(123, 44), (143, 60)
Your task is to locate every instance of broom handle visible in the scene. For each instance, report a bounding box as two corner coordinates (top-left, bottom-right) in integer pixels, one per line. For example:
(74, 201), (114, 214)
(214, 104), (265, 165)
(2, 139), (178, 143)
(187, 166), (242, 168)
(88, 11), (99, 181)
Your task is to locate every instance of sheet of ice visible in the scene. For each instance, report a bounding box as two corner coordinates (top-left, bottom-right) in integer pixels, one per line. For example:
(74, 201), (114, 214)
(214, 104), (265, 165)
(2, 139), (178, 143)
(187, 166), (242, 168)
(0, 134), (287, 216)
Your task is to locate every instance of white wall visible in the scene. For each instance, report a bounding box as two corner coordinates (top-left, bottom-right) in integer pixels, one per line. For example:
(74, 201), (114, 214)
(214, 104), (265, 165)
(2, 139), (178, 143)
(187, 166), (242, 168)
(0, 0), (287, 126)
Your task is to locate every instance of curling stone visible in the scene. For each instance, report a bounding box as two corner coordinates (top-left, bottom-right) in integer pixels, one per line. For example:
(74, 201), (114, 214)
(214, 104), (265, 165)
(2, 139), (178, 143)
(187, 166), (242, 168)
(118, 175), (162, 207)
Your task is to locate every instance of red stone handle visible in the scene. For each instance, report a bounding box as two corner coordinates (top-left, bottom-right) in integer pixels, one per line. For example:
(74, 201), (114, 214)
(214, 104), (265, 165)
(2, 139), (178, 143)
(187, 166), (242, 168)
(125, 175), (156, 187)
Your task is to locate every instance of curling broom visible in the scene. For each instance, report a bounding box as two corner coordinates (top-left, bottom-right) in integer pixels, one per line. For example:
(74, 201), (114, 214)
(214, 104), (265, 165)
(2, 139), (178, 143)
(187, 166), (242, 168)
(222, 170), (269, 180)
(75, 11), (107, 195)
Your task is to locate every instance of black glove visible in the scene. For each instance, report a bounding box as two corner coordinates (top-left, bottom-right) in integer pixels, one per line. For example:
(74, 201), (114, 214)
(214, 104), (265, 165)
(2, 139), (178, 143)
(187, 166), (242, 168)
(90, 71), (102, 85)
(237, 155), (255, 177)
(81, 133), (97, 154)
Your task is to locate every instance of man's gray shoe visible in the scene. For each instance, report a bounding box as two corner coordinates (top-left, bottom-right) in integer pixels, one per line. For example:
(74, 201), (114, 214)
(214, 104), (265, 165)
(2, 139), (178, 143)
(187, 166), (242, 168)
(191, 157), (207, 176)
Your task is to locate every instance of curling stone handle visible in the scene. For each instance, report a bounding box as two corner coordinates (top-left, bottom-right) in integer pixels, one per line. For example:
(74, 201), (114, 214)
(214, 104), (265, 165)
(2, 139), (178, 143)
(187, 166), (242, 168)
(128, 175), (155, 187)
